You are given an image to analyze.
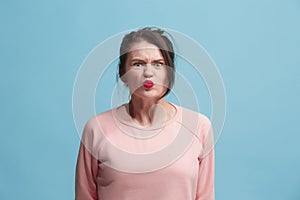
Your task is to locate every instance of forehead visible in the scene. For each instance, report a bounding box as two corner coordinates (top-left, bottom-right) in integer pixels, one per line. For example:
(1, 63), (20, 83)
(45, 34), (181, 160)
(127, 41), (163, 59)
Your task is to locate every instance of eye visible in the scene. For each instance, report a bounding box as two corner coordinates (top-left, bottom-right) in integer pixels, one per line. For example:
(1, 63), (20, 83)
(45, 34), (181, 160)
(133, 63), (143, 67)
(154, 62), (164, 67)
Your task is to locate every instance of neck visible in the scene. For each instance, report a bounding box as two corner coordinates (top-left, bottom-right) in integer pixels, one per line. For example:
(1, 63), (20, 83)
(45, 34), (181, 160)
(128, 96), (173, 127)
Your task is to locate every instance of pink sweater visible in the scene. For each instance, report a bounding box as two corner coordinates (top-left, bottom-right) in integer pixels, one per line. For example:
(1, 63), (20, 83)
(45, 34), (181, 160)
(75, 104), (214, 200)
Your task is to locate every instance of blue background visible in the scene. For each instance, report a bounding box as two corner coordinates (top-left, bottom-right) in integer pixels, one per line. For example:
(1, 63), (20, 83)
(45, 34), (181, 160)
(1, 0), (299, 199)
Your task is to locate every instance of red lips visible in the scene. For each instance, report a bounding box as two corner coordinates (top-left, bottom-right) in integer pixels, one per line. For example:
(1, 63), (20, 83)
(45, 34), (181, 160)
(143, 80), (154, 89)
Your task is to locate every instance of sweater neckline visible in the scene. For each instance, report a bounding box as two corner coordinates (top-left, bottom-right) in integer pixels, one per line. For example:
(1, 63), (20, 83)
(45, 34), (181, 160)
(112, 102), (181, 131)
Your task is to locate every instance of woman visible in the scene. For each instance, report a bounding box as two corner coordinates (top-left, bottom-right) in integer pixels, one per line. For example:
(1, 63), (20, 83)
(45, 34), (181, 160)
(75, 27), (214, 200)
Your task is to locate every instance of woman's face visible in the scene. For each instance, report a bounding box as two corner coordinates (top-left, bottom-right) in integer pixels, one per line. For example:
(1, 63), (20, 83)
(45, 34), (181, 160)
(123, 41), (169, 100)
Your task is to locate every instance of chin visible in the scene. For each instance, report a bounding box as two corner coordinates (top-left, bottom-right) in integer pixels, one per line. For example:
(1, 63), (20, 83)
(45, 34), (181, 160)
(132, 90), (165, 100)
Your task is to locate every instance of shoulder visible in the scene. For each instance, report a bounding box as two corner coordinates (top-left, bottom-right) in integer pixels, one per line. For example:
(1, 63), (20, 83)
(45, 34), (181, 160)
(81, 109), (114, 139)
(174, 105), (212, 141)
(175, 105), (214, 155)
(176, 105), (211, 129)
(84, 109), (114, 128)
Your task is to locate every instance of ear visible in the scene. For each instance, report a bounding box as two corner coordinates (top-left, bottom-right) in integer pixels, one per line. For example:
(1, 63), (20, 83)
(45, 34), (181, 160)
(121, 77), (128, 86)
(119, 65), (129, 86)
(119, 73), (128, 87)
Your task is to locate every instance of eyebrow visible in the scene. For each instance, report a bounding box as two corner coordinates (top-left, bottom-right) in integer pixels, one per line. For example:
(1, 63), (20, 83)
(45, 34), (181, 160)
(130, 58), (165, 63)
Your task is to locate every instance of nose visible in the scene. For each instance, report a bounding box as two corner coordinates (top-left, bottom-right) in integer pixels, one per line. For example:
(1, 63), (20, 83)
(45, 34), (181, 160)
(143, 64), (154, 78)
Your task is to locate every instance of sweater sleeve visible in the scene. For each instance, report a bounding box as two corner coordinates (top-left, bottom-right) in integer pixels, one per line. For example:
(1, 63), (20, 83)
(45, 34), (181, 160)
(195, 117), (215, 200)
(75, 120), (99, 200)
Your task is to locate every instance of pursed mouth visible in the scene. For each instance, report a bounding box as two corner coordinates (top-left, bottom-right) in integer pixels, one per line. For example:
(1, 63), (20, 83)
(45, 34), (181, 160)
(143, 80), (154, 89)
